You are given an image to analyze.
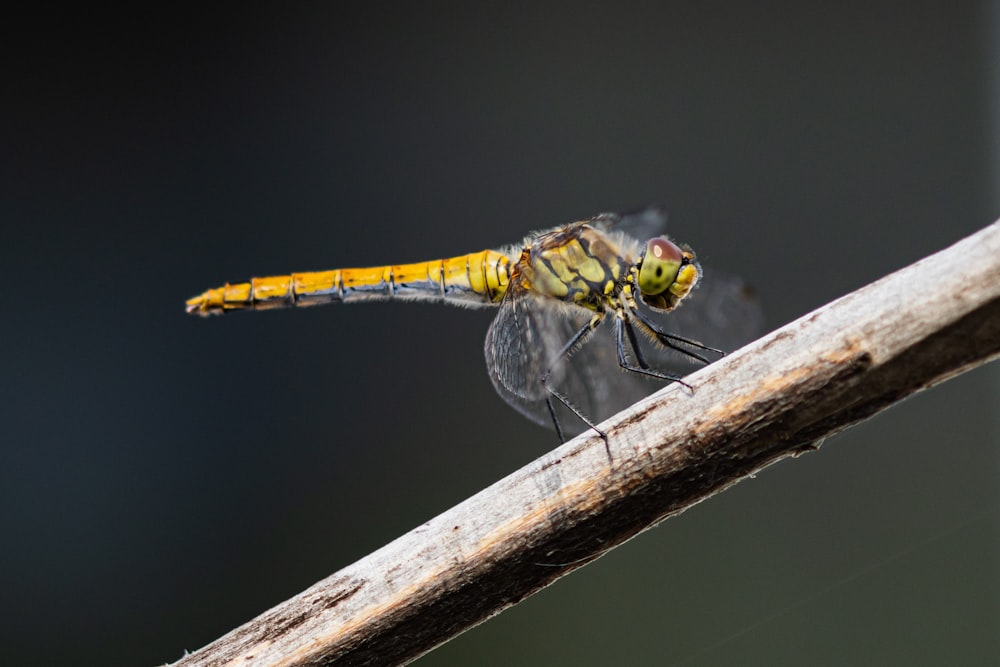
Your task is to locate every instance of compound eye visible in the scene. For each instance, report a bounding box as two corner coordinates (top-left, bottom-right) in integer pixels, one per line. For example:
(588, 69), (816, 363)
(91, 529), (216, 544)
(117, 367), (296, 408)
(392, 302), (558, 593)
(637, 237), (683, 297)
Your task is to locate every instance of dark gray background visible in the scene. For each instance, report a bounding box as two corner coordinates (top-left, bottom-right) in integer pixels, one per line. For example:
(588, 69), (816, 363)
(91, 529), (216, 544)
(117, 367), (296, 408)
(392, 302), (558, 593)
(3, 4), (998, 665)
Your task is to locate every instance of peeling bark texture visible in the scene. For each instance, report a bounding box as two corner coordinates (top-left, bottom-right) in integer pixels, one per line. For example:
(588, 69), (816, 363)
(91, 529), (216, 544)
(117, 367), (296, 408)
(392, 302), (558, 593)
(168, 221), (1000, 667)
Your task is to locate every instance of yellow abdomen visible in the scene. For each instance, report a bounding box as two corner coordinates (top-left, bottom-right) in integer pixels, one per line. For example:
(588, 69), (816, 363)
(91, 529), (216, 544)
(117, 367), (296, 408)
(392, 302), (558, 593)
(186, 250), (511, 316)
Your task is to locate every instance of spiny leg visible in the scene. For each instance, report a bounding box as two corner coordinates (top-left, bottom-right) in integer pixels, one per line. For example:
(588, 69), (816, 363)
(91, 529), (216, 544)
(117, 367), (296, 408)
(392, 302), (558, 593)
(540, 315), (611, 458)
(619, 314), (650, 370)
(615, 317), (693, 390)
(544, 383), (606, 444)
(630, 308), (725, 364)
(545, 397), (567, 444)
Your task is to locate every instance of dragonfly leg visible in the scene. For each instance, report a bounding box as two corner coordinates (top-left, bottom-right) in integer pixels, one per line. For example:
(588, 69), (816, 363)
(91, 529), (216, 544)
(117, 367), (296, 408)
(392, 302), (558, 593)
(545, 397), (567, 444)
(620, 315), (651, 370)
(630, 308), (725, 364)
(540, 317), (611, 459)
(616, 318), (693, 390)
(544, 383), (607, 443)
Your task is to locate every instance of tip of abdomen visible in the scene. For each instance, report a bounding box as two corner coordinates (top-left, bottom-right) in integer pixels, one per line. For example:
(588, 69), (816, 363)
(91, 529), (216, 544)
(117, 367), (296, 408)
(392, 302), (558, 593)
(185, 286), (228, 316)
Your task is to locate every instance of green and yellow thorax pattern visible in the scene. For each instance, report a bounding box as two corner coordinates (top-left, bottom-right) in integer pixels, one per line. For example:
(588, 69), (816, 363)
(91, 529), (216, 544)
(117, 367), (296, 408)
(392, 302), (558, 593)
(513, 225), (632, 312)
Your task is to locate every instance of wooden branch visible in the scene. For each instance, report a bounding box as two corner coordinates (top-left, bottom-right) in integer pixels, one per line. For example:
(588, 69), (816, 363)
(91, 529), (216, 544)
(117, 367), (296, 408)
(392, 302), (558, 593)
(168, 221), (1000, 667)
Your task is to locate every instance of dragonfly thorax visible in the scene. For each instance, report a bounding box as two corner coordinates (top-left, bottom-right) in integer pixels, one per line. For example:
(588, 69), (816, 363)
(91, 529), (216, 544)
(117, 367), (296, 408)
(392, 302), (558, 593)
(517, 225), (632, 311)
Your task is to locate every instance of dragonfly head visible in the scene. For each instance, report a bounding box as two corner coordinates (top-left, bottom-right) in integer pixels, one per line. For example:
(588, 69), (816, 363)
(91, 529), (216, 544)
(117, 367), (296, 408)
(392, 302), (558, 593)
(635, 237), (700, 311)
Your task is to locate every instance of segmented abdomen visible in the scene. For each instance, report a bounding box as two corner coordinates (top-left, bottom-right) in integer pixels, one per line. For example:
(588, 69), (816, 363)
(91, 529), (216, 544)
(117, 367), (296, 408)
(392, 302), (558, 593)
(185, 250), (511, 316)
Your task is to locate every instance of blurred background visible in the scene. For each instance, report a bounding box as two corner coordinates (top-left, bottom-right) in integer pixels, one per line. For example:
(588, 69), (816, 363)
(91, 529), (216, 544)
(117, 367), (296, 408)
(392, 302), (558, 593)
(3, 3), (998, 665)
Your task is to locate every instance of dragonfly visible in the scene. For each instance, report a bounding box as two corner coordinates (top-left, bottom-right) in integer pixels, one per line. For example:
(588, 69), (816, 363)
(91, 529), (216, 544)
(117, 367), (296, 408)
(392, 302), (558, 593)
(186, 206), (762, 444)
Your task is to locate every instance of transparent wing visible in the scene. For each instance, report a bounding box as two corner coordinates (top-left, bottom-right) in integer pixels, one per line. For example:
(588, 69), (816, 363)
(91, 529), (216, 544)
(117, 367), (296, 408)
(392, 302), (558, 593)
(587, 204), (669, 243)
(485, 289), (609, 430)
(484, 289), (568, 428)
(519, 205), (668, 254)
(485, 268), (765, 437)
